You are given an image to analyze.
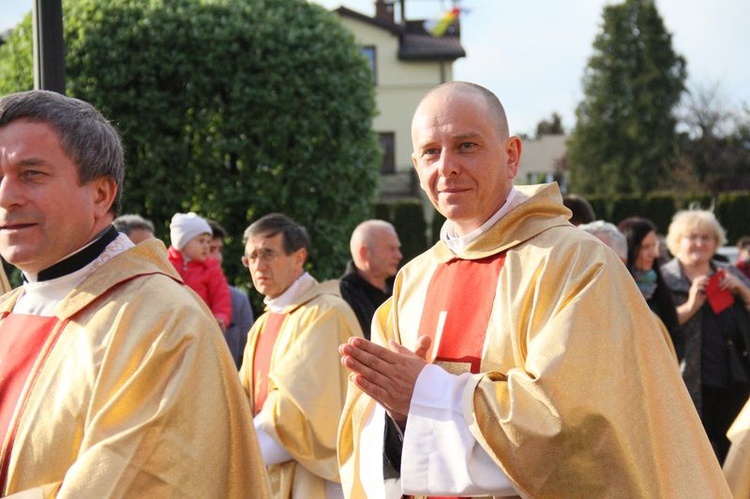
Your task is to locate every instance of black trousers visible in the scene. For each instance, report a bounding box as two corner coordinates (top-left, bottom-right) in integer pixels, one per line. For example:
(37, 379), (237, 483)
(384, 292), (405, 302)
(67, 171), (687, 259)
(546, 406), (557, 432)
(702, 384), (750, 464)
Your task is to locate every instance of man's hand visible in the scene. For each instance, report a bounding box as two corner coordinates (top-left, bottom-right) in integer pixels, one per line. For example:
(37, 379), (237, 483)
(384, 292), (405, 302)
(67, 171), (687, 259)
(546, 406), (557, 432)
(339, 336), (431, 428)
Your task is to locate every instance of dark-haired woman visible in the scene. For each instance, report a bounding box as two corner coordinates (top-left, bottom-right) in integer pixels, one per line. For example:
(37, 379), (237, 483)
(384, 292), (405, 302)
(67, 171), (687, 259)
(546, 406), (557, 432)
(619, 217), (682, 356)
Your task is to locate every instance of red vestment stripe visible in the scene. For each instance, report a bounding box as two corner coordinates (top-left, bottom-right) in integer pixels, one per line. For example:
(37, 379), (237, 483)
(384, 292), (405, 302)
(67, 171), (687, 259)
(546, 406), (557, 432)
(0, 314), (67, 492)
(0, 315), (59, 449)
(415, 252), (506, 499)
(418, 252), (506, 375)
(252, 312), (286, 415)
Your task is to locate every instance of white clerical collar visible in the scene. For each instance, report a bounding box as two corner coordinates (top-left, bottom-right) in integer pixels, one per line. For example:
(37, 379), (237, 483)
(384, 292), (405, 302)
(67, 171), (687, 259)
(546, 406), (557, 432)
(441, 186), (529, 254)
(265, 272), (316, 313)
(14, 233), (135, 316)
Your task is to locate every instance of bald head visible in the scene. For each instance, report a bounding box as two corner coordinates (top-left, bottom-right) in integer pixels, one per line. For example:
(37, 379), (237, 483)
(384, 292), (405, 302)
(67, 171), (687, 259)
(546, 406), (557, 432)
(413, 81), (509, 142)
(350, 220), (394, 255)
(350, 220), (402, 290)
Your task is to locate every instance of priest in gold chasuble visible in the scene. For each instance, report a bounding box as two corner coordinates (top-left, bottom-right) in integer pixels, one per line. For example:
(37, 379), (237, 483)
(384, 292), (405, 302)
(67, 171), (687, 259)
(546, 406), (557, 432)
(338, 82), (730, 498)
(239, 214), (362, 498)
(0, 90), (270, 498)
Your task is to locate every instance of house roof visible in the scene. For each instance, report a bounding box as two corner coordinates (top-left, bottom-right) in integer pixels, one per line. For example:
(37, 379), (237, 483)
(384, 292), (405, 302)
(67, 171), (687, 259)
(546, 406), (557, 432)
(398, 20), (465, 61)
(335, 7), (465, 62)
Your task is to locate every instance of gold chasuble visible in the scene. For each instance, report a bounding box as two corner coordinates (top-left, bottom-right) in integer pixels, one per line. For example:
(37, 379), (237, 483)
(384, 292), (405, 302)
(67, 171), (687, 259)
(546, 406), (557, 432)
(0, 239), (270, 498)
(240, 280), (362, 499)
(338, 183), (731, 499)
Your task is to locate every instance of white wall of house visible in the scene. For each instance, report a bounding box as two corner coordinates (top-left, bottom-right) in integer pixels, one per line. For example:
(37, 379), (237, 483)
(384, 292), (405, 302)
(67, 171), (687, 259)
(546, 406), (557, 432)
(338, 16), (453, 187)
(517, 134), (568, 189)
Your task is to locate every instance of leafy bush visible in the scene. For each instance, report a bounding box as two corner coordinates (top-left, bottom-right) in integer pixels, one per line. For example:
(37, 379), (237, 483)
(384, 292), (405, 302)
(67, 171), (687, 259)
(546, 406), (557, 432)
(0, 0), (380, 287)
(585, 196), (610, 222)
(642, 193), (676, 234)
(610, 195), (643, 225)
(391, 201), (427, 264)
(716, 191), (750, 244)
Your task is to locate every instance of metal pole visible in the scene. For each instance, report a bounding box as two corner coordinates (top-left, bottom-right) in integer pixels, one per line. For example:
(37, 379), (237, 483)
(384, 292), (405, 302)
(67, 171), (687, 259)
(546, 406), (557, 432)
(32, 0), (66, 94)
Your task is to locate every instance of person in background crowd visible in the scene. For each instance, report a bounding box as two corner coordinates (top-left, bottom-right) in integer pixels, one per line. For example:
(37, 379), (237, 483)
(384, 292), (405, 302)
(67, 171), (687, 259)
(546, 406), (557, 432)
(580, 219), (678, 358)
(0, 89), (269, 496)
(207, 219), (255, 368)
(662, 209), (750, 464)
(578, 219), (627, 263)
(735, 236), (750, 280)
(562, 193), (596, 226)
(338, 81), (729, 497)
(239, 213), (362, 498)
(168, 212), (232, 331)
(619, 216), (682, 357)
(113, 213), (155, 244)
(340, 219), (402, 339)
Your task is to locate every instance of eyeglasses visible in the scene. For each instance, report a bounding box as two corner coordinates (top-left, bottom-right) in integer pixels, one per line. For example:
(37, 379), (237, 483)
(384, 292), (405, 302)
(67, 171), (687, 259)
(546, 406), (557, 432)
(682, 234), (714, 243)
(241, 249), (281, 266)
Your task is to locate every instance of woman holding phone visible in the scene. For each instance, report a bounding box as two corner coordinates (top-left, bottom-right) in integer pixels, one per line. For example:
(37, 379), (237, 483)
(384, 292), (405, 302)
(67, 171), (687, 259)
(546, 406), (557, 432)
(662, 209), (750, 464)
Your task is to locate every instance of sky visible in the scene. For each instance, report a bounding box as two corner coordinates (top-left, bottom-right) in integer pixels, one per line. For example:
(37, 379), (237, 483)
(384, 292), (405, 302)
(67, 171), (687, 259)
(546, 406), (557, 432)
(2, 0), (748, 136)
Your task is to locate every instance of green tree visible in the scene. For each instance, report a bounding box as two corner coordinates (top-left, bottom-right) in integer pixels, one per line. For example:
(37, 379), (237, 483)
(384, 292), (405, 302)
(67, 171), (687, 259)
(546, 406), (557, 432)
(675, 85), (750, 193)
(567, 0), (686, 197)
(0, 0), (380, 287)
(535, 112), (564, 138)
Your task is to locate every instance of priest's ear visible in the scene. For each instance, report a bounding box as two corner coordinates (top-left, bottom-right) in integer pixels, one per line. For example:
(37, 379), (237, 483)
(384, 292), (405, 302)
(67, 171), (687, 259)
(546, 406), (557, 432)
(292, 246), (308, 270)
(88, 176), (118, 218)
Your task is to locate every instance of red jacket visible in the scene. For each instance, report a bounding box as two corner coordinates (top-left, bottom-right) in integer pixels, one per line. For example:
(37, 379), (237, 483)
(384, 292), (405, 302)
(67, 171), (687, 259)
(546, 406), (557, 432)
(737, 259), (750, 281)
(167, 246), (232, 327)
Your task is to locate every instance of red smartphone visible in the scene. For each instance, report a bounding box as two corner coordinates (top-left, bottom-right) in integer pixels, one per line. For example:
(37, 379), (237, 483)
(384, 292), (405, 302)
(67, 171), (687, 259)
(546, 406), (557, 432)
(705, 269), (735, 314)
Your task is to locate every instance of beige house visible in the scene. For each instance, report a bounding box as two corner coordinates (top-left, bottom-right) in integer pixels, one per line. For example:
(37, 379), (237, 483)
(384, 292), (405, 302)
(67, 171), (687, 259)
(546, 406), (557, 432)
(334, 1), (465, 201)
(517, 134), (569, 191)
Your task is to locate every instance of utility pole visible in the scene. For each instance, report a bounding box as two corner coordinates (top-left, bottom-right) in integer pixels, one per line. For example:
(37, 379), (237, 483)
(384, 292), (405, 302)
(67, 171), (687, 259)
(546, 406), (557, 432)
(33, 0), (65, 94)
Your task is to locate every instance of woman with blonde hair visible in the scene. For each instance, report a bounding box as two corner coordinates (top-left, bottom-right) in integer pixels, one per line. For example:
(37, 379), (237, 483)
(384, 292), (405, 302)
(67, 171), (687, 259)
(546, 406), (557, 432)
(662, 209), (750, 464)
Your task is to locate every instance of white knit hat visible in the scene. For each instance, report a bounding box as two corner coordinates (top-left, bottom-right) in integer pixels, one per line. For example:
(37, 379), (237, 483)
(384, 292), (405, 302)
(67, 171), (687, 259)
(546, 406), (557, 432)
(170, 212), (211, 250)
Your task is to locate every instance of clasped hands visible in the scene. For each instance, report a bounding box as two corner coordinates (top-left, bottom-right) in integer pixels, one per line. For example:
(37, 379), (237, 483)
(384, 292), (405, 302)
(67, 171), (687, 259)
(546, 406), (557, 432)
(339, 335), (432, 429)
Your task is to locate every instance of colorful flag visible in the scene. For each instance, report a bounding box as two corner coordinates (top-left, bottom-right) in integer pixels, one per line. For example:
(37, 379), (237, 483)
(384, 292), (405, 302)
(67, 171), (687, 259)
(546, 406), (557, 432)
(424, 7), (460, 37)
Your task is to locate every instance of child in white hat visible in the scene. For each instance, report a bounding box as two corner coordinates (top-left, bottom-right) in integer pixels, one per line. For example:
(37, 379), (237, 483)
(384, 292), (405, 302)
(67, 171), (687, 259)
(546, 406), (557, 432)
(168, 212), (232, 330)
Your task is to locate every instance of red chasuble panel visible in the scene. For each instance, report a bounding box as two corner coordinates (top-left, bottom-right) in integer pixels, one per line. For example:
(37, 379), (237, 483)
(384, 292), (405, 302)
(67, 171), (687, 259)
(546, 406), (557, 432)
(414, 253), (506, 499)
(252, 312), (286, 415)
(418, 252), (506, 375)
(0, 315), (59, 460)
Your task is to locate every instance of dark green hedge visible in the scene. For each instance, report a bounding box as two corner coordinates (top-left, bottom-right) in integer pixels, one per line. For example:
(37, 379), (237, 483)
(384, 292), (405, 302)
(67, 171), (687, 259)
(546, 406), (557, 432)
(0, 0), (380, 288)
(431, 211), (447, 245)
(373, 200), (428, 264)
(610, 193), (676, 233)
(716, 192), (750, 245)
(585, 196), (610, 221)
(375, 190), (750, 265)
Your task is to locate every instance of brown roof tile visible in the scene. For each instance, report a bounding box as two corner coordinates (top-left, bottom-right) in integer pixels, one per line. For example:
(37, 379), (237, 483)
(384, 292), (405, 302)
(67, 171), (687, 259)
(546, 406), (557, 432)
(335, 7), (465, 62)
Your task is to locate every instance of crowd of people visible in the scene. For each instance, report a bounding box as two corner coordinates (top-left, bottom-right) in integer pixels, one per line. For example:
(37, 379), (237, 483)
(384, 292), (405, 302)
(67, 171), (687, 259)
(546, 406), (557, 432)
(566, 195), (750, 491)
(1, 84), (749, 497)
